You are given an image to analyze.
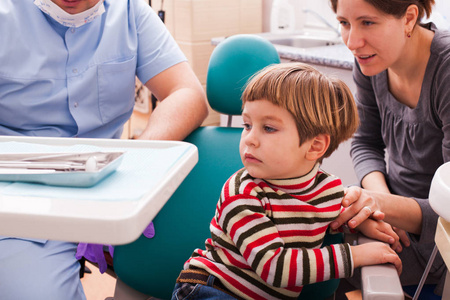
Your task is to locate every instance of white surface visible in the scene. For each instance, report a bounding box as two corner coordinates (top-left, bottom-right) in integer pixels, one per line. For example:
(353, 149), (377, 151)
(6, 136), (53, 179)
(270, 0), (296, 33)
(429, 162), (450, 222)
(358, 235), (404, 300)
(0, 136), (198, 245)
(435, 218), (450, 299)
(436, 218), (450, 269)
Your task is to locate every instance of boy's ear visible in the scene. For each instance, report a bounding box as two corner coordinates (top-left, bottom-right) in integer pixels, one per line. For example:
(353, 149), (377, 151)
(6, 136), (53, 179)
(305, 134), (330, 161)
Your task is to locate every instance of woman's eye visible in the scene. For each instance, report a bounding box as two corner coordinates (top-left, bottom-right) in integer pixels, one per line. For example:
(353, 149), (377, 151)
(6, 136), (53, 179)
(264, 126), (276, 133)
(339, 20), (349, 27)
(362, 20), (374, 26)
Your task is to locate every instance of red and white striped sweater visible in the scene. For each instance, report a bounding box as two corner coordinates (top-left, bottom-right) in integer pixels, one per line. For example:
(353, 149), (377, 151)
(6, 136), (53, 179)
(185, 163), (353, 299)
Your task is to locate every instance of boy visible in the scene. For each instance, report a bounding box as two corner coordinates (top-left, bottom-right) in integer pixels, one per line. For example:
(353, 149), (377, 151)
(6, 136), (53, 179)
(172, 63), (402, 300)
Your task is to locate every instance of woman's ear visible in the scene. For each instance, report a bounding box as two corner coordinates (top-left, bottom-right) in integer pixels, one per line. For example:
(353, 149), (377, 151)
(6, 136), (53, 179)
(305, 134), (330, 161)
(404, 4), (419, 33)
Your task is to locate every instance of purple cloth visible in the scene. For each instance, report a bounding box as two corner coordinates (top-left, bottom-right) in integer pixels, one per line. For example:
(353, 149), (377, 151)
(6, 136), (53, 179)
(142, 221), (155, 238)
(76, 222), (155, 273)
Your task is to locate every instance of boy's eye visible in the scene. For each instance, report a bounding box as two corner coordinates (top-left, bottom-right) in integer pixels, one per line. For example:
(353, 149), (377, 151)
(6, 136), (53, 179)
(264, 126), (276, 133)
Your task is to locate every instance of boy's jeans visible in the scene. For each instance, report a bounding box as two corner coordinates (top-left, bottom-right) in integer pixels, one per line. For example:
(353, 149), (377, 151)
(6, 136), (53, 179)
(172, 274), (237, 300)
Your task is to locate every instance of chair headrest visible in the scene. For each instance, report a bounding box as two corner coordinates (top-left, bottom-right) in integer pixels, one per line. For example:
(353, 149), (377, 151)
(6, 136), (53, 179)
(206, 34), (280, 116)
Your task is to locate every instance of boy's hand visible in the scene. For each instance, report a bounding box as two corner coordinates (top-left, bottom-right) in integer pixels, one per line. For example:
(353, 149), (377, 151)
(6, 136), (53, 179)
(351, 243), (402, 275)
(357, 219), (402, 252)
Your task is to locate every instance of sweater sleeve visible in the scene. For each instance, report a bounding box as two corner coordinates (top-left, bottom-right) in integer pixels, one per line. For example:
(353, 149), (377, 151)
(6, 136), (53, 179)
(433, 48), (450, 164)
(216, 173), (354, 288)
(415, 47), (450, 243)
(350, 61), (388, 184)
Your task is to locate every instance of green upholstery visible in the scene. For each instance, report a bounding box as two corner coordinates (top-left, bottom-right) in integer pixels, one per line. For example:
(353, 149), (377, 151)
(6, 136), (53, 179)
(113, 126), (243, 299)
(206, 34), (281, 115)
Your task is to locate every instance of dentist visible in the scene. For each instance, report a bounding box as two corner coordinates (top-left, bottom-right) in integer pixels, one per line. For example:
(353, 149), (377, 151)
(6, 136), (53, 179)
(0, 0), (208, 299)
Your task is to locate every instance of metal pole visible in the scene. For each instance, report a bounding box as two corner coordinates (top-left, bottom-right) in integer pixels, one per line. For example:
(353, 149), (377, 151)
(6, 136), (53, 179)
(412, 244), (439, 300)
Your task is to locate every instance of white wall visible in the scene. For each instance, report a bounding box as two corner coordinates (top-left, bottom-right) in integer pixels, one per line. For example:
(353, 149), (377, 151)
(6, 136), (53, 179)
(427, 0), (450, 30)
(263, 0), (339, 32)
(264, 0), (450, 32)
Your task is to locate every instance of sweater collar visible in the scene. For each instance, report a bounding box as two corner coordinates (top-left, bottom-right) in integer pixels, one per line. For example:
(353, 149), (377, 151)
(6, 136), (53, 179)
(262, 163), (321, 192)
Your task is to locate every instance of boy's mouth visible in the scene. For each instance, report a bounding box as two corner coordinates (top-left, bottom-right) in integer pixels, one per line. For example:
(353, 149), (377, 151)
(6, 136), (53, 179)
(244, 153), (262, 163)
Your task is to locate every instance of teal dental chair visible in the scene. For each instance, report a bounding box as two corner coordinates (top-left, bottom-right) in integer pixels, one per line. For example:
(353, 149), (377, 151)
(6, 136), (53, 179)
(112, 34), (280, 299)
(112, 34), (343, 300)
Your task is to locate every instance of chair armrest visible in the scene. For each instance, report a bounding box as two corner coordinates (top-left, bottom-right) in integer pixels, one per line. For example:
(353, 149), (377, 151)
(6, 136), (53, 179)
(358, 235), (404, 300)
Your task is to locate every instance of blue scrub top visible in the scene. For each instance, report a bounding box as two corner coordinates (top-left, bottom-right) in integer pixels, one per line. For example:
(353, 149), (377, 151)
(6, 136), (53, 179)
(0, 0), (187, 139)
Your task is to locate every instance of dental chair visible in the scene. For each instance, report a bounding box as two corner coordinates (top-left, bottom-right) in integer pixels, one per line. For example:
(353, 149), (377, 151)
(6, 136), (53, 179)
(111, 34), (280, 300)
(406, 161), (450, 300)
(429, 161), (450, 299)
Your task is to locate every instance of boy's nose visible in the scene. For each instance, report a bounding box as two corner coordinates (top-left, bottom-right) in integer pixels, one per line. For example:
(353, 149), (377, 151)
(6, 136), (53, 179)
(244, 130), (259, 147)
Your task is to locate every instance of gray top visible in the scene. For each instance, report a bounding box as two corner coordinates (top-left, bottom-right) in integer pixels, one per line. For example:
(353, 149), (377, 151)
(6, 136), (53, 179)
(350, 23), (450, 247)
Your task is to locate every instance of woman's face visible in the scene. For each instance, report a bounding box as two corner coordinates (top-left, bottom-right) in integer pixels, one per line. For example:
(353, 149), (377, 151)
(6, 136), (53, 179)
(51, 0), (100, 14)
(336, 0), (408, 76)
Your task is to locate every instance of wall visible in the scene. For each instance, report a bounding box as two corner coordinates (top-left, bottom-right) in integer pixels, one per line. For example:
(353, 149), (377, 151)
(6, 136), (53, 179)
(263, 0), (450, 33)
(124, 0), (263, 138)
(262, 0), (338, 33)
(151, 0), (263, 126)
(427, 0), (450, 30)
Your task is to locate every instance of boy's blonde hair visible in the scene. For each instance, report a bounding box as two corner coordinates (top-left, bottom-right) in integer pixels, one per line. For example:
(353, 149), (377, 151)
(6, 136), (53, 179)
(242, 62), (359, 160)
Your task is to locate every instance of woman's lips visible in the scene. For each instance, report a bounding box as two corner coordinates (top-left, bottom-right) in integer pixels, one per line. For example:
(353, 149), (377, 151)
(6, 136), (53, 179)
(355, 53), (376, 64)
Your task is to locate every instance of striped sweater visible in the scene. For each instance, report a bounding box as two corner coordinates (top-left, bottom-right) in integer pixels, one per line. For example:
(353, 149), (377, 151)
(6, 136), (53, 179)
(184, 163), (354, 299)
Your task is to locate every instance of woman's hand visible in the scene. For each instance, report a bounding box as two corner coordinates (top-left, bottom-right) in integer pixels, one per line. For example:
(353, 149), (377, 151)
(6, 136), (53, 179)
(357, 219), (402, 252)
(393, 227), (411, 248)
(330, 186), (384, 230)
(351, 242), (402, 275)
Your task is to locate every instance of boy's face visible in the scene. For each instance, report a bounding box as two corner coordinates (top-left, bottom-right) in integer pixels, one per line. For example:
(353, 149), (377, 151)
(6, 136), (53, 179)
(240, 99), (316, 179)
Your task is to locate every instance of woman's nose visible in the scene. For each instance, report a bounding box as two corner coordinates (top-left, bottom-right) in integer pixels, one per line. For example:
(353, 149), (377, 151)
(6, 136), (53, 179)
(345, 27), (364, 51)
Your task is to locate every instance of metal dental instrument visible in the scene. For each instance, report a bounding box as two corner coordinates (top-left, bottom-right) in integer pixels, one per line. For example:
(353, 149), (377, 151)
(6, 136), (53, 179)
(0, 152), (122, 172)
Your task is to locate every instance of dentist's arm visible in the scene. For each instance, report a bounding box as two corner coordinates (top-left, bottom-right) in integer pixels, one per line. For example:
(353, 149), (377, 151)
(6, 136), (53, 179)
(139, 61), (208, 141)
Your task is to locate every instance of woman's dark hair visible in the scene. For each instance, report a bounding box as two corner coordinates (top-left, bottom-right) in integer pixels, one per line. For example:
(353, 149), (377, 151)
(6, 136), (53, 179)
(329, 0), (435, 21)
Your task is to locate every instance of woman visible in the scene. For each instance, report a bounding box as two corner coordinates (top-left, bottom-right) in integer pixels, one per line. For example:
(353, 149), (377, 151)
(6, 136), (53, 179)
(328, 0), (450, 295)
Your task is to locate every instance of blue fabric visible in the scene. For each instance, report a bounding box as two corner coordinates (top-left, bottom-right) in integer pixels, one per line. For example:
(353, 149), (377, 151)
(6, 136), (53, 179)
(0, 239), (85, 300)
(171, 275), (237, 300)
(0, 0), (186, 295)
(403, 285), (442, 300)
(0, 0), (186, 139)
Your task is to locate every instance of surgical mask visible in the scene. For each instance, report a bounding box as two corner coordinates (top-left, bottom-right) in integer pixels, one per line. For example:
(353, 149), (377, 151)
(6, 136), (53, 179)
(34, 0), (105, 28)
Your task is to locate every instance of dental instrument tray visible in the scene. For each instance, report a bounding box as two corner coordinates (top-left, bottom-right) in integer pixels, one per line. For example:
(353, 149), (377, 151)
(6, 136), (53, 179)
(0, 151), (125, 187)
